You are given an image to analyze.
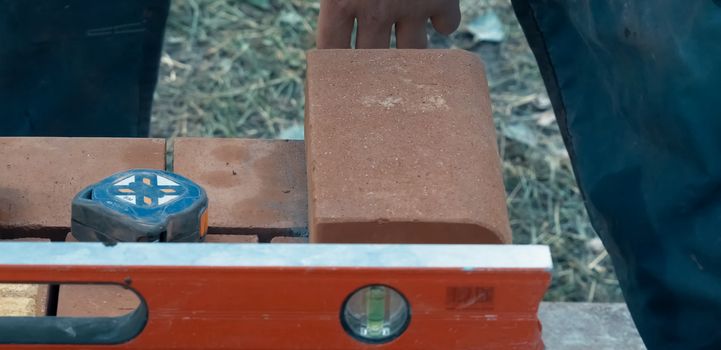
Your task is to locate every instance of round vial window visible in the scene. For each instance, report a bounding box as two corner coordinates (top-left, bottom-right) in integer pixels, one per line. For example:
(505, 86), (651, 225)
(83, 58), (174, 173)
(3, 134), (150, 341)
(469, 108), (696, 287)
(341, 285), (410, 344)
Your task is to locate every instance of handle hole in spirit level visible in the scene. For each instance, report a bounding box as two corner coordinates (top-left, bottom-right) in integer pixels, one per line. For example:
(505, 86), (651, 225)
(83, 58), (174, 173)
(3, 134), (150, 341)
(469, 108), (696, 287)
(0, 283), (146, 345)
(341, 285), (411, 344)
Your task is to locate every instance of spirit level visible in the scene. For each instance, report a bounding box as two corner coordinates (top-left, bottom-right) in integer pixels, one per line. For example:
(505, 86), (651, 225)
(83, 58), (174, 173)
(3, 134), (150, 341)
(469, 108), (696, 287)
(0, 243), (551, 349)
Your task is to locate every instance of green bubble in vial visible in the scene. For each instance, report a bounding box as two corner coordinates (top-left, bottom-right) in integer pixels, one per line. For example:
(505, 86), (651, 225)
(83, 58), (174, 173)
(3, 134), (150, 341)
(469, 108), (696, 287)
(365, 286), (387, 337)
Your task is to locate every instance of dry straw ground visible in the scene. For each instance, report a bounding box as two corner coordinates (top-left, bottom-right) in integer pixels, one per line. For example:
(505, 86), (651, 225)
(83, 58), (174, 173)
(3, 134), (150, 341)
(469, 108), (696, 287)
(151, 0), (623, 302)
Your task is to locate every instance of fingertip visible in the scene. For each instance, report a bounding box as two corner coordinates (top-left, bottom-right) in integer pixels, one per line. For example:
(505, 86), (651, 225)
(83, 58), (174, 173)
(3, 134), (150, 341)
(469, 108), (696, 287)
(431, 4), (461, 36)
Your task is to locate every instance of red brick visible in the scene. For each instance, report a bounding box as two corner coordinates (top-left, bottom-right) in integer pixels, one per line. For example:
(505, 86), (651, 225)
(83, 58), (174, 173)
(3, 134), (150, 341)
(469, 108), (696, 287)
(205, 234), (258, 243)
(305, 50), (512, 244)
(0, 238), (51, 316)
(57, 284), (141, 318)
(0, 138), (165, 236)
(174, 138), (307, 239)
(3, 238), (50, 243)
(0, 284), (49, 317)
(270, 236), (308, 244)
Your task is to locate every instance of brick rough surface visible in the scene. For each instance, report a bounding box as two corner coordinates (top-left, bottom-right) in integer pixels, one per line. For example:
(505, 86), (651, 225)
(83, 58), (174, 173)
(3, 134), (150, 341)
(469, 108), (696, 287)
(57, 284), (141, 318)
(270, 236), (309, 244)
(0, 138), (165, 237)
(205, 234), (259, 243)
(174, 138), (307, 239)
(305, 49), (512, 244)
(0, 238), (51, 316)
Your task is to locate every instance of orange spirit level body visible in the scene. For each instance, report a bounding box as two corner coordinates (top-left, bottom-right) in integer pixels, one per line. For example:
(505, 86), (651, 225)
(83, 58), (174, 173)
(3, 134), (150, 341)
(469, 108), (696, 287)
(0, 243), (551, 349)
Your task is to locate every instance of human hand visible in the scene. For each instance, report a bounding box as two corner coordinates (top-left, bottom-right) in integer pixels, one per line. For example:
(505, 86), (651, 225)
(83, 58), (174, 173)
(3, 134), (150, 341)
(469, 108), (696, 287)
(317, 0), (461, 49)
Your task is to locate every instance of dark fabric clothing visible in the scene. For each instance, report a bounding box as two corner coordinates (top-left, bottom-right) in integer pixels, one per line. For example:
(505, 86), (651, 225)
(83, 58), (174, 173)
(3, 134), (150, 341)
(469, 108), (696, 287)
(511, 1), (721, 349)
(0, 0), (170, 137)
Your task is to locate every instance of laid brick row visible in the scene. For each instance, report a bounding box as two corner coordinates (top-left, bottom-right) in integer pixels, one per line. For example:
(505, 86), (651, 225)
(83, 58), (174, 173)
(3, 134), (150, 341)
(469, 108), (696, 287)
(173, 138), (307, 240)
(1, 137), (305, 317)
(0, 137), (308, 241)
(0, 138), (165, 240)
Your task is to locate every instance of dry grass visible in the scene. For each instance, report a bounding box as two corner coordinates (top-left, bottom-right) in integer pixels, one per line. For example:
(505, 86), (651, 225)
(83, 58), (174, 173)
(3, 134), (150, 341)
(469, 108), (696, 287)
(152, 0), (623, 302)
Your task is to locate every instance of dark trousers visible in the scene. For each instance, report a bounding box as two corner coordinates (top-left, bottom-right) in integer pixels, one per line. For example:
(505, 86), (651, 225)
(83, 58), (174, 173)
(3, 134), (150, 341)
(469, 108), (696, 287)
(513, 1), (721, 349)
(0, 0), (170, 136)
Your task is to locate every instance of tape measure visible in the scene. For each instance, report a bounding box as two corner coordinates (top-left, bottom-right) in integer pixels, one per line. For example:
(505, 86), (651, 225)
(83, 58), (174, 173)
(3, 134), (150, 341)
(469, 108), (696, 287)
(71, 169), (208, 243)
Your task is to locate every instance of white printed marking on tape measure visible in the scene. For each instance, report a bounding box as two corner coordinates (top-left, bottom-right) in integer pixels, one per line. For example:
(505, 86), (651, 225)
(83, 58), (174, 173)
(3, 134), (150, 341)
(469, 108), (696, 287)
(116, 195), (136, 204)
(158, 195), (179, 205)
(156, 176), (179, 187)
(114, 176), (135, 186)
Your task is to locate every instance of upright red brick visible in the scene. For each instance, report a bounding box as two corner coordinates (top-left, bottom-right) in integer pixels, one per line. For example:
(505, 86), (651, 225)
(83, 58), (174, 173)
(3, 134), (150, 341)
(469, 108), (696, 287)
(174, 138), (307, 239)
(0, 138), (165, 236)
(305, 50), (511, 244)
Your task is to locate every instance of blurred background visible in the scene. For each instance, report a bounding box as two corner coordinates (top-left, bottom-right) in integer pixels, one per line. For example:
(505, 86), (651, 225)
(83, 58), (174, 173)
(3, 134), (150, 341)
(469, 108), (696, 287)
(151, 0), (623, 302)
